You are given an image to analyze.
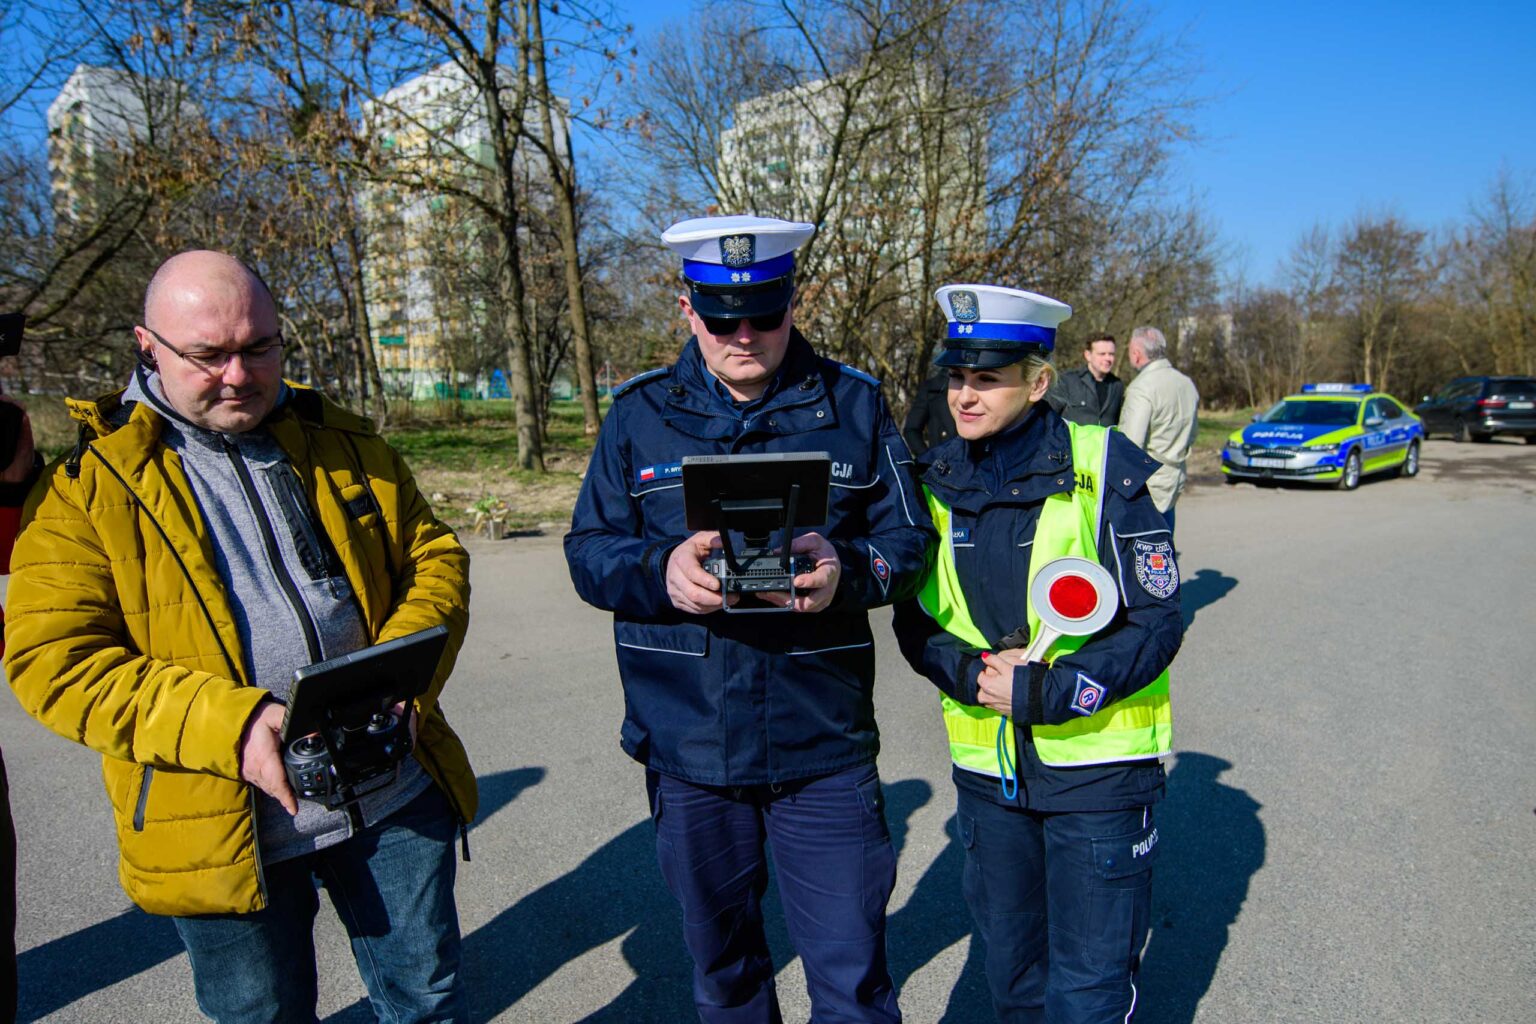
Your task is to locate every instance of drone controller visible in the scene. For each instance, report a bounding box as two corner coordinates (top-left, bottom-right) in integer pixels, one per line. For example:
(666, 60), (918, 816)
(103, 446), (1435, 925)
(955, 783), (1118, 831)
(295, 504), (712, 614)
(703, 552), (819, 594)
(282, 707), (413, 809)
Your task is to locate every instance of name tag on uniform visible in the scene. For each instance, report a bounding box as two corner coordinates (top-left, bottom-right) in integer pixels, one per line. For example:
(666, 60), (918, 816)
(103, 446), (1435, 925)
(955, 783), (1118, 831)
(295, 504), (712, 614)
(636, 462), (683, 485)
(951, 527), (971, 544)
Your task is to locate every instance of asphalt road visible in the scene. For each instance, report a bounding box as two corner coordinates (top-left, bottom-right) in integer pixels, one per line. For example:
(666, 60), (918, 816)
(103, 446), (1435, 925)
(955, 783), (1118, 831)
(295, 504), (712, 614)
(4, 437), (1534, 1023)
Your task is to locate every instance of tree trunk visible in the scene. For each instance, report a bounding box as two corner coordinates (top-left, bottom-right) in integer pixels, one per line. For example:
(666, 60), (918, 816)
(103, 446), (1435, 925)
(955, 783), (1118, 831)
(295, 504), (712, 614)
(478, 4), (543, 470)
(527, 0), (601, 436)
(342, 218), (386, 424)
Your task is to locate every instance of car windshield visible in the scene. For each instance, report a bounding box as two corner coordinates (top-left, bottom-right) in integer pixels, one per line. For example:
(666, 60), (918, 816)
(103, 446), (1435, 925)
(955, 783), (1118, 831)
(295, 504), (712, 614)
(1259, 400), (1360, 426)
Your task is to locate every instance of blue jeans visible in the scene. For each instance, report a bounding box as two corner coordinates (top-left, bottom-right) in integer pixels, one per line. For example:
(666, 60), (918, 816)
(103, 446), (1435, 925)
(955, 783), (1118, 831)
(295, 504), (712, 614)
(647, 764), (902, 1023)
(173, 784), (464, 1024)
(955, 787), (1157, 1024)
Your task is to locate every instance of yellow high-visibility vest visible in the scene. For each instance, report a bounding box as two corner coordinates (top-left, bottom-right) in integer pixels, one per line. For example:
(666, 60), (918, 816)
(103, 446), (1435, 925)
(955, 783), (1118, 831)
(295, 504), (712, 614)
(917, 422), (1172, 771)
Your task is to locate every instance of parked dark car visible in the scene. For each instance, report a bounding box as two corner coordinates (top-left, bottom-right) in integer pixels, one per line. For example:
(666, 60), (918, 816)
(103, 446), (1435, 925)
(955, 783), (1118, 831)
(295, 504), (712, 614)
(1415, 376), (1536, 443)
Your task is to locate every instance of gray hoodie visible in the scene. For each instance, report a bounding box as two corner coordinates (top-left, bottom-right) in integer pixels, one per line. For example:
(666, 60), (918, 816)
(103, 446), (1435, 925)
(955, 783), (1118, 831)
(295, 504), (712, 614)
(121, 369), (429, 864)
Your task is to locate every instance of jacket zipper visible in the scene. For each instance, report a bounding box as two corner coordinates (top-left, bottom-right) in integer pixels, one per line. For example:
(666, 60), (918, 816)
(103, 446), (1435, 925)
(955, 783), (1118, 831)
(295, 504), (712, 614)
(221, 437), (324, 664)
(132, 766), (154, 830)
(222, 439), (366, 831)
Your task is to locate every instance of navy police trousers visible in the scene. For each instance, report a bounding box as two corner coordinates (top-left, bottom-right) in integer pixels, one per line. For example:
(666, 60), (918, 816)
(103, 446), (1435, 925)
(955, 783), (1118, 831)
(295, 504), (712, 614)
(955, 786), (1157, 1023)
(646, 765), (902, 1023)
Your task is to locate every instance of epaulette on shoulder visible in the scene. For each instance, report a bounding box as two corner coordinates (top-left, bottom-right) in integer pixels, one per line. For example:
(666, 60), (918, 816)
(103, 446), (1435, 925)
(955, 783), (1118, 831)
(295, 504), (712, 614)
(833, 361), (882, 388)
(612, 367), (669, 399)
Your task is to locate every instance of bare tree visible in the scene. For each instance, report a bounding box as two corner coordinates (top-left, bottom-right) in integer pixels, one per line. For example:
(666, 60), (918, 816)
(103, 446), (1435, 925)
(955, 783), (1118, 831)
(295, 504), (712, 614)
(618, 0), (1214, 414)
(1334, 213), (1425, 392)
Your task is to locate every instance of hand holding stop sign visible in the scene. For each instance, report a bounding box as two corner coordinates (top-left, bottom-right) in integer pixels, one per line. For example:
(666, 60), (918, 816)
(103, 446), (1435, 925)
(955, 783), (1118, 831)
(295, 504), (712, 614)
(977, 557), (1118, 717)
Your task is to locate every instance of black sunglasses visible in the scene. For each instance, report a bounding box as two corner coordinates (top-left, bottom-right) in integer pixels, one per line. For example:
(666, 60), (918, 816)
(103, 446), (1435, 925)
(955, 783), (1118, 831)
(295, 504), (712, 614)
(700, 308), (787, 336)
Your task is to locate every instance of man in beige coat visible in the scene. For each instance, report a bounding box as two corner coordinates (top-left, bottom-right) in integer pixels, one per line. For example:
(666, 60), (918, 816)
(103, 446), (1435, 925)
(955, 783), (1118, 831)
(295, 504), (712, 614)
(1119, 326), (1199, 532)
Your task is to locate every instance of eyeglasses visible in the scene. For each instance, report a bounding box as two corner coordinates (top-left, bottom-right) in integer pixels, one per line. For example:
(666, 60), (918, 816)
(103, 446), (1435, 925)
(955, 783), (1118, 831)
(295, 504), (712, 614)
(700, 308), (788, 336)
(143, 326), (285, 374)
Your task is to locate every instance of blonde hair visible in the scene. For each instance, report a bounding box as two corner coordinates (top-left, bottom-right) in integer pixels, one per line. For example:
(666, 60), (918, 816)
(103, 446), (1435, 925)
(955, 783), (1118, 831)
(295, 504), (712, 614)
(1022, 353), (1056, 394)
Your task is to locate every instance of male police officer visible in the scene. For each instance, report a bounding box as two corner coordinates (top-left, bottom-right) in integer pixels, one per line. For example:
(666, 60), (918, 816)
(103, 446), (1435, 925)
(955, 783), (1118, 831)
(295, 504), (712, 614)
(565, 216), (933, 1023)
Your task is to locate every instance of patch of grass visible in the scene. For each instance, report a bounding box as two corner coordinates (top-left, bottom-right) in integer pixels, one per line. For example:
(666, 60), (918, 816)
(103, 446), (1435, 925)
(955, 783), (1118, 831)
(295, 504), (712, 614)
(1193, 408), (1257, 454)
(1186, 407), (1257, 481)
(385, 400), (605, 528)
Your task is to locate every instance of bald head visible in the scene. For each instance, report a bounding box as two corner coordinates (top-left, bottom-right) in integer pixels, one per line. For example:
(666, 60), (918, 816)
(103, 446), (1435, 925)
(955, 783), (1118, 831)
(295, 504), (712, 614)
(143, 250), (275, 329)
(135, 250), (285, 433)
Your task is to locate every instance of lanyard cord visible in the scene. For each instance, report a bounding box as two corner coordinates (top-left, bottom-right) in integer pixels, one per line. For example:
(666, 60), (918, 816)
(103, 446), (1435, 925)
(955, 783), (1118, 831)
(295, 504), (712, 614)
(995, 716), (1018, 800)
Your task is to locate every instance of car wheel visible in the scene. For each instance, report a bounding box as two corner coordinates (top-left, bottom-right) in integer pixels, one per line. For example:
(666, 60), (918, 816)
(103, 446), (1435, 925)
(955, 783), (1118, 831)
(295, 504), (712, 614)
(1401, 440), (1421, 478)
(1472, 430), (1492, 443)
(1454, 419), (1471, 443)
(1335, 449), (1362, 491)
(1526, 436), (1536, 445)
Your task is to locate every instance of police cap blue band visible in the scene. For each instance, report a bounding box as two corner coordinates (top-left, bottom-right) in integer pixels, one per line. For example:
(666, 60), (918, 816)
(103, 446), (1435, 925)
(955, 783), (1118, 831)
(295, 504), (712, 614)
(947, 321), (1058, 345)
(683, 252), (795, 285)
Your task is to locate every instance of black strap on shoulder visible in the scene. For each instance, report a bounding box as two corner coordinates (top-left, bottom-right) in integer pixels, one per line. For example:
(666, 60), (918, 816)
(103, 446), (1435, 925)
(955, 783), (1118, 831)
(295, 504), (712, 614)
(65, 422), (96, 479)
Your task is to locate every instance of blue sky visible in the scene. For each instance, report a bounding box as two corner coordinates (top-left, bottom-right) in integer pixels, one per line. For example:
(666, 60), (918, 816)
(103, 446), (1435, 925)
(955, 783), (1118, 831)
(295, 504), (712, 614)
(622, 0), (1536, 287)
(11, 2), (1532, 290)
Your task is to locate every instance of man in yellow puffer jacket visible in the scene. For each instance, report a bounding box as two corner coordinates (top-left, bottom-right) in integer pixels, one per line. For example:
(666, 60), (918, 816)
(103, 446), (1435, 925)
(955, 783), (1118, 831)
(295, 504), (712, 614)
(3, 251), (476, 1023)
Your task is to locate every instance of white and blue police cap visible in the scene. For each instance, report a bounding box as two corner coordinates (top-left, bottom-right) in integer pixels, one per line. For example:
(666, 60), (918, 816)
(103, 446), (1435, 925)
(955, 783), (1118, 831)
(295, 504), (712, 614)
(932, 284), (1073, 369)
(662, 215), (815, 319)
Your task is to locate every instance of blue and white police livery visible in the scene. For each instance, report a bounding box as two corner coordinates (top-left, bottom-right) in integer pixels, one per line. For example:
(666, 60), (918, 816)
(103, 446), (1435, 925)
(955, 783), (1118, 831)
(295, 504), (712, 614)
(564, 215), (933, 1024)
(1221, 383), (1424, 491)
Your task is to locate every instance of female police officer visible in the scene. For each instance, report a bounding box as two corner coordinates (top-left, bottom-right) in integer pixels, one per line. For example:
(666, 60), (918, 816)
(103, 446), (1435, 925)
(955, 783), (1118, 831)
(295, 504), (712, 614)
(893, 285), (1182, 1023)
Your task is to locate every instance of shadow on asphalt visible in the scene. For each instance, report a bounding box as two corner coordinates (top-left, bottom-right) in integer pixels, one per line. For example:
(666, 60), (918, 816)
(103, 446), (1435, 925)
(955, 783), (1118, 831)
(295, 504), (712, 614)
(1138, 752), (1266, 1024)
(17, 766), (551, 1023)
(16, 905), (183, 1022)
(883, 775), (993, 1021)
(470, 765), (547, 831)
(1181, 568), (1238, 632)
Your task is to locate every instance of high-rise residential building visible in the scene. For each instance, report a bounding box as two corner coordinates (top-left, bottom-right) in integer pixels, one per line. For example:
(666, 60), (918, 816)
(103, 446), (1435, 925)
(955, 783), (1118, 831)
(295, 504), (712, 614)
(360, 61), (569, 398)
(46, 64), (190, 222)
(718, 73), (986, 295)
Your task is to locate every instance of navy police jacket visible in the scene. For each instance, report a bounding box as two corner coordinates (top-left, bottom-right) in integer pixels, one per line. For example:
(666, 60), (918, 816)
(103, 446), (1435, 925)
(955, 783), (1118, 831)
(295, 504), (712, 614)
(892, 404), (1183, 811)
(565, 331), (936, 786)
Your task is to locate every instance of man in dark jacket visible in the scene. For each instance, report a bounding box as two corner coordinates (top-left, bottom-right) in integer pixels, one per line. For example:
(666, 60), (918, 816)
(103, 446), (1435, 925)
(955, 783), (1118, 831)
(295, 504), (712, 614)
(901, 367), (957, 456)
(565, 215), (934, 1024)
(1046, 332), (1124, 426)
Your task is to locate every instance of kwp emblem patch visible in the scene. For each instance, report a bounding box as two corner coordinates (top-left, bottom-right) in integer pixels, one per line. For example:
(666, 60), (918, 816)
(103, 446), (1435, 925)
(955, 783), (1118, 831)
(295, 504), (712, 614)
(950, 290), (980, 323)
(720, 234), (755, 268)
(1070, 672), (1106, 716)
(869, 544), (891, 598)
(1133, 538), (1178, 599)
(635, 462), (683, 486)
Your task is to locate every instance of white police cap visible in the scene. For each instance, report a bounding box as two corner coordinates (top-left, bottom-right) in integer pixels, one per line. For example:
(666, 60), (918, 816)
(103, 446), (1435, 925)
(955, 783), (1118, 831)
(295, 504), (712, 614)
(662, 215), (815, 318)
(933, 284), (1073, 368)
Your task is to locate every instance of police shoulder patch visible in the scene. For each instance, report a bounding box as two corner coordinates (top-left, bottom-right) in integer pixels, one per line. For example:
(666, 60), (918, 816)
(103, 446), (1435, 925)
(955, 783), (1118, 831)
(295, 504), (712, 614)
(612, 367), (668, 398)
(1070, 672), (1106, 716)
(868, 542), (892, 599)
(1133, 538), (1178, 599)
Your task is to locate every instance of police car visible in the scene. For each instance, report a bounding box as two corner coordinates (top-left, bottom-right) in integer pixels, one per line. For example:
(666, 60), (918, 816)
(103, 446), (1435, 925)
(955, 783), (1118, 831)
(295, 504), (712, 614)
(1221, 384), (1423, 490)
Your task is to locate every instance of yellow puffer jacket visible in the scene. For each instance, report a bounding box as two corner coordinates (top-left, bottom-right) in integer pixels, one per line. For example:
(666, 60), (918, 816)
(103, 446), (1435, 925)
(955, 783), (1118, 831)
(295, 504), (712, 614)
(3, 383), (476, 916)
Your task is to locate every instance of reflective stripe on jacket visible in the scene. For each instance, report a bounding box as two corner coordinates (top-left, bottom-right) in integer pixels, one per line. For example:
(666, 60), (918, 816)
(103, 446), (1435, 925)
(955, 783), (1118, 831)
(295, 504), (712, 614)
(917, 422), (1172, 769)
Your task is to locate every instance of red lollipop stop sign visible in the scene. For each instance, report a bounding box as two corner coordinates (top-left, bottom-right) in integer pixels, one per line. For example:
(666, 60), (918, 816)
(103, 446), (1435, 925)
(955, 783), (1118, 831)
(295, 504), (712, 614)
(1019, 557), (1119, 663)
